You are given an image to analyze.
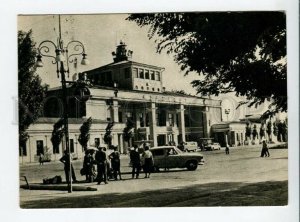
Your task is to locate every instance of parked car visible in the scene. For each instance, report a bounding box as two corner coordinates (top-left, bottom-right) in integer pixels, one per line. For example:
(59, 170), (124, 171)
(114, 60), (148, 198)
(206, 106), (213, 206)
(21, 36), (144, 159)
(183, 141), (198, 152)
(150, 146), (204, 171)
(204, 142), (221, 151)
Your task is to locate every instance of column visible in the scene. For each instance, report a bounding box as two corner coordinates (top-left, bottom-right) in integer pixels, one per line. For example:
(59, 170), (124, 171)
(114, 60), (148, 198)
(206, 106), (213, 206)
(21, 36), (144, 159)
(113, 133), (118, 147)
(112, 100), (119, 123)
(202, 107), (210, 138)
(149, 102), (157, 147)
(179, 104), (186, 142)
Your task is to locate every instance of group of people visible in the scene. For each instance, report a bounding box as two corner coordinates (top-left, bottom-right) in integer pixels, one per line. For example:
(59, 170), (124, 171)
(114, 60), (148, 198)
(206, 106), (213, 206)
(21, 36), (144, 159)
(130, 145), (154, 179)
(59, 144), (155, 184)
(83, 145), (123, 185)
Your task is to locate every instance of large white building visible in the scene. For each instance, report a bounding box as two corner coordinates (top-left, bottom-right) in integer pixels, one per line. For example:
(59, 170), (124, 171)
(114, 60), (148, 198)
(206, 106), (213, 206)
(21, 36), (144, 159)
(20, 42), (222, 163)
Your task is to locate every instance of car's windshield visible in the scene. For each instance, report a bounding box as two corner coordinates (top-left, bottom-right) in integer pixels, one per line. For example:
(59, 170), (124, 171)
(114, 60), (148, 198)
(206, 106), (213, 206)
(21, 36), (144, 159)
(173, 147), (183, 154)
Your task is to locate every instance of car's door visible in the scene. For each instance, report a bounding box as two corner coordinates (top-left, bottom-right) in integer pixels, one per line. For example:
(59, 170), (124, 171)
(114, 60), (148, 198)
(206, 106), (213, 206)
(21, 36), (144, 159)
(151, 148), (166, 168)
(165, 148), (183, 168)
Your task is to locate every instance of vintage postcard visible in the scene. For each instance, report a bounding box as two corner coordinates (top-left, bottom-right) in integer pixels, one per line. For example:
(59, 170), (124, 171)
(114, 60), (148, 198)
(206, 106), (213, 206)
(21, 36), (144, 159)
(18, 12), (290, 210)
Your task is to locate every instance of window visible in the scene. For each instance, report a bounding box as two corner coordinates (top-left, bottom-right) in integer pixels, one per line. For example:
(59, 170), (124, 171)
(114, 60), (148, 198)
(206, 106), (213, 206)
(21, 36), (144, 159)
(146, 113), (150, 127)
(168, 113), (174, 126)
(145, 70), (149, 79)
(70, 139), (74, 153)
(107, 107), (112, 121)
(135, 85), (138, 89)
(156, 110), (166, 126)
(152, 149), (164, 156)
(106, 71), (112, 82)
(152, 88), (155, 91)
(36, 140), (44, 155)
(118, 111), (123, 123)
(95, 138), (100, 147)
(155, 71), (160, 81)
(141, 86), (144, 90)
(133, 68), (138, 78)
(146, 87), (149, 91)
(100, 73), (105, 83)
(139, 113), (144, 127)
(157, 88), (160, 92)
(126, 112), (134, 124)
(150, 71), (155, 80)
(184, 114), (191, 127)
(139, 69), (144, 79)
(124, 67), (130, 79)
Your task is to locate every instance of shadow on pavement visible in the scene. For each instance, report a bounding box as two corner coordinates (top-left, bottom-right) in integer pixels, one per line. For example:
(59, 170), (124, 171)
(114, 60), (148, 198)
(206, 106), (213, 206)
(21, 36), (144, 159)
(21, 180), (287, 208)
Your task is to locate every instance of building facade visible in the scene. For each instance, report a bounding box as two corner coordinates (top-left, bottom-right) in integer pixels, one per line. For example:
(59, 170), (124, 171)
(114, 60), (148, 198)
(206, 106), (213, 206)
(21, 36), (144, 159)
(20, 42), (222, 163)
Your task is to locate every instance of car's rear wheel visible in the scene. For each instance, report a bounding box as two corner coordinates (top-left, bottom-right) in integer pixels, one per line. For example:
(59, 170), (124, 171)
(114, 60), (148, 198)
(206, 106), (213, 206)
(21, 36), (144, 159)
(186, 160), (198, 171)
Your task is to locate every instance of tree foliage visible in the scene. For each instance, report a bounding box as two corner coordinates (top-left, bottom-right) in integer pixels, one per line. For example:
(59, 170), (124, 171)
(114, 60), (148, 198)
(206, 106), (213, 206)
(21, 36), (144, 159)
(245, 122), (252, 138)
(123, 119), (135, 146)
(104, 121), (115, 146)
(50, 118), (64, 153)
(18, 30), (48, 147)
(78, 117), (93, 151)
(127, 12), (287, 113)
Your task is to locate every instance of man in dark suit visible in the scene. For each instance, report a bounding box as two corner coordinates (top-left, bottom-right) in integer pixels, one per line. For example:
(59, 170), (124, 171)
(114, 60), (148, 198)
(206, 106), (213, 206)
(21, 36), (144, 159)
(95, 147), (108, 185)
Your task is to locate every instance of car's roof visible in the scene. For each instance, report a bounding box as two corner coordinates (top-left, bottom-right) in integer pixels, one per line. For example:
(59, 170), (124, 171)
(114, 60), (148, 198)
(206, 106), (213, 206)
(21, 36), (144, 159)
(151, 146), (176, 150)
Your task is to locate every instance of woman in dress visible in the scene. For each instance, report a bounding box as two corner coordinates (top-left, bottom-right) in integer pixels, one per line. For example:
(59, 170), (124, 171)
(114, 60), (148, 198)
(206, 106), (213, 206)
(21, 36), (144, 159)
(142, 146), (154, 178)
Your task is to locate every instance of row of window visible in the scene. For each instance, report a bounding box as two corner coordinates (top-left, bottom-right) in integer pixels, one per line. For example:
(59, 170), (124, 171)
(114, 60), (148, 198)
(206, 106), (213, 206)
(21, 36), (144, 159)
(135, 85), (160, 92)
(132, 68), (161, 81)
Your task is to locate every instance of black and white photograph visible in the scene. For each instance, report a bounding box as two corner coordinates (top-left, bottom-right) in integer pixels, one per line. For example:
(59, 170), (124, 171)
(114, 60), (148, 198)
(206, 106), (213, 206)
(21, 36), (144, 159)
(18, 11), (289, 208)
(0, 0), (298, 221)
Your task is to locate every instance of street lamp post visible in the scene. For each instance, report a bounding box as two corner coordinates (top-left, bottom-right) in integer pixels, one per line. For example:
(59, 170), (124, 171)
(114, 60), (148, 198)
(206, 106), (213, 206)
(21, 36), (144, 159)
(36, 15), (89, 193)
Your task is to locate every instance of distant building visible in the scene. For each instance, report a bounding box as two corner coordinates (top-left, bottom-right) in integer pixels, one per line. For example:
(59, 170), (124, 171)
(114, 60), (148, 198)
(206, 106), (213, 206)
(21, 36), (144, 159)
(20, 42), (222, 163)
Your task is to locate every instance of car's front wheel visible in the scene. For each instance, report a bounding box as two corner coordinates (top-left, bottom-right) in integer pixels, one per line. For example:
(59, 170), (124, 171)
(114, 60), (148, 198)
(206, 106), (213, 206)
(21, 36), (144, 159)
(186, 160), (198, 171)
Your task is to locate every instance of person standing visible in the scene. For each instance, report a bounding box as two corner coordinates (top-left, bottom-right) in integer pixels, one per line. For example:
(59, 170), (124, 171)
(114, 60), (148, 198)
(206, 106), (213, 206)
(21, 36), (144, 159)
(142, 146), (154, 178)
(83, 150), (94, 182)
(130, 145), (141, 179)
(39, 153), (44, 165)
(95, 147), (108, 185)
(60, 150), (77, 184)
(109, 146), (122, 180)
(225, 144), (230, 155)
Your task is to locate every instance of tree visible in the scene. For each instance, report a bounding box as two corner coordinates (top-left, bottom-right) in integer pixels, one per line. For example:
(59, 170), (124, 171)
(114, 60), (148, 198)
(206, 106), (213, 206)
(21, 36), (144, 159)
(123, 119), (135, 147)
(273, 122), (278, 138)
(50, 118), (64, 154)
(78, 117), (93, 151)
(259, 123), (266, 139)
(252, 124), (258, 140)
(18, 30), (48, 151)
(127, 12), (287, 114)
(104, 121), (115, 147)
(266, 121), (272, 142)
(245, 122), (252, 141)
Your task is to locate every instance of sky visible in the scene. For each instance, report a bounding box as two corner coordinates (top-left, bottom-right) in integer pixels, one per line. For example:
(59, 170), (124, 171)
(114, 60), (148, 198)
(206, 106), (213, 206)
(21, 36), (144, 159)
(18, 14), (200, 94)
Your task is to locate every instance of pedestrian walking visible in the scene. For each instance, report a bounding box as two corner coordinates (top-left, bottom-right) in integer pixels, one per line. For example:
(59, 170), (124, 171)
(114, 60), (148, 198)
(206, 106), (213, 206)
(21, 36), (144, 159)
(60, 150), (77, 184)
(109, 145), (122, 180)
(95, 147), (108, 185)
(261, 140), (270, 157)
(39, 153), (44, 165)
(130, 145), (141, 179)
(142, 146), (154, 178)
(225, 145), (230, 155)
